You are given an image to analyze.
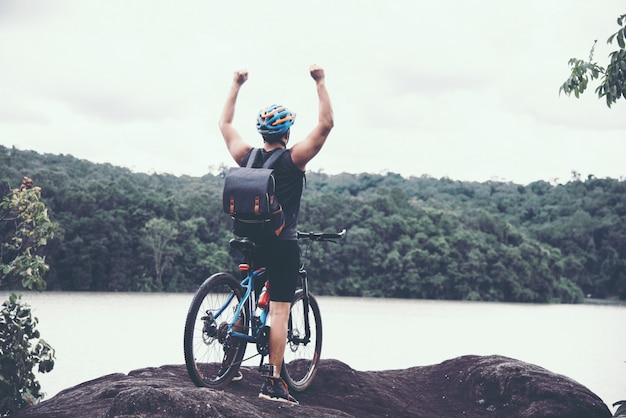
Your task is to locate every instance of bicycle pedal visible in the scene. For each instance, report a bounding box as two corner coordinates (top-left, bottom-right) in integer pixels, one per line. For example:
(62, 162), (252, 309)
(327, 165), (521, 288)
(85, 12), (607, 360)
(259, 363), (275, 378)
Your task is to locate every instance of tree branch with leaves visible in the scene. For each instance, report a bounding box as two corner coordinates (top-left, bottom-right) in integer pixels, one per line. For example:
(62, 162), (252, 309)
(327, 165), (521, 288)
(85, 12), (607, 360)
(1, 177), (56, 290)
(560, 14), (626, 107)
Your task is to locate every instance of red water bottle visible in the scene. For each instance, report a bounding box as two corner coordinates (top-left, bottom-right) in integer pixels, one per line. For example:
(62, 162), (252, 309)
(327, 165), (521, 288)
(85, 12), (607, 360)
(258, 281), (270, 310)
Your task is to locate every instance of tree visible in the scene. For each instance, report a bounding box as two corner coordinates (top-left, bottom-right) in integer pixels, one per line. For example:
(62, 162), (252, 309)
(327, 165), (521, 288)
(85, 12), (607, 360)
(0, 177), (56, 415)
(140, 217), (179, 291)
(0, 177), (55, 290)
(559, 14), (626, 107)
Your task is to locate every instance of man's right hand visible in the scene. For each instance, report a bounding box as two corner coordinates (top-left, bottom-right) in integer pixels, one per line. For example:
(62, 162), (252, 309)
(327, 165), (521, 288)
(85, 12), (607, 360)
(309, 65), (325, 83)
(233, 70), (248, 86)
(291, 65), (334, 171)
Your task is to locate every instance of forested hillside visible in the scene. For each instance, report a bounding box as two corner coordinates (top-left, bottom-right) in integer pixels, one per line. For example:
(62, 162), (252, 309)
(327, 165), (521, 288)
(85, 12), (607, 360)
(1, 145), (624, 303)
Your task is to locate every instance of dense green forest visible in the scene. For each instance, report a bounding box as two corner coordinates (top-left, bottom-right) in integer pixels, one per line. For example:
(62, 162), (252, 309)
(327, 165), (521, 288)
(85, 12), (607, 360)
(1, 145), (625, 303)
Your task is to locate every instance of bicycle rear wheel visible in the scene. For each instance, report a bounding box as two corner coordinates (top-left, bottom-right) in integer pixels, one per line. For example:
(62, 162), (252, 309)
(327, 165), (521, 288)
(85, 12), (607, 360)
(281, 290), (322, 392)
(183, 272), (248, 389)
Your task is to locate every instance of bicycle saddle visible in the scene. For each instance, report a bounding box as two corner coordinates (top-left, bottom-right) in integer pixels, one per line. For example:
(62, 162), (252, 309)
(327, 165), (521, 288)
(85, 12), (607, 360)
(229, 237), (256, 253)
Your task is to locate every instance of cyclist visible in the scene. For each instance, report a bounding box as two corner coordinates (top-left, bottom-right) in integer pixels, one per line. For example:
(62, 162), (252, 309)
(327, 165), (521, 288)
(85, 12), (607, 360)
(218, 65), (334, 404)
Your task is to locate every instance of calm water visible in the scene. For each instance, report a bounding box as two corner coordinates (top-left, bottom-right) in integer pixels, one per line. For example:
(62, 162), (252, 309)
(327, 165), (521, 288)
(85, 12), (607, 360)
(3, 292), (624, 410)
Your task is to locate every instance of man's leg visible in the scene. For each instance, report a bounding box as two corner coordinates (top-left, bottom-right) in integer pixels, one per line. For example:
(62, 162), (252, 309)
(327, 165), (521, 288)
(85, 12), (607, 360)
(268, 301), (290, 377)
(258, 240), (299, 404)
(259, 301), (298, 404)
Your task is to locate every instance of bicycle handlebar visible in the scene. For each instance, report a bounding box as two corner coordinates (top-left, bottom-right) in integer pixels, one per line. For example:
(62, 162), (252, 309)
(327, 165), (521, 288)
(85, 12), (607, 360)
(297, 229), (346, 242)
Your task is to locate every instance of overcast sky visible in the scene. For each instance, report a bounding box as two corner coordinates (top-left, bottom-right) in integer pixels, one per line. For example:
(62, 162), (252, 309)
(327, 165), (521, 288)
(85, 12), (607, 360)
(1, 1), (625, 185)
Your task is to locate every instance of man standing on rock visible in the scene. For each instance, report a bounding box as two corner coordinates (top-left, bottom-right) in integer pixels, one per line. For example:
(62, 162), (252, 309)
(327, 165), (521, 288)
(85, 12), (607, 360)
(218, 65), (334, 404)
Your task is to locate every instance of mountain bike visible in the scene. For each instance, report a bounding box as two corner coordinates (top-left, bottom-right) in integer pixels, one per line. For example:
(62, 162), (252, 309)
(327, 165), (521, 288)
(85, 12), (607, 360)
(183, 229), (346, 392)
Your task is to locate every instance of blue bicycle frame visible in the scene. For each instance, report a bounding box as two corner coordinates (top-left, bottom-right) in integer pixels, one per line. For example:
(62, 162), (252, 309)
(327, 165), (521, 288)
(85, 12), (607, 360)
(227, 267), (267, 342)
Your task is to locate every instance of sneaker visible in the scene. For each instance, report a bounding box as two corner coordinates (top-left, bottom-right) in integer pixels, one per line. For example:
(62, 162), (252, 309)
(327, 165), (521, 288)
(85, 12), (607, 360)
(258, 377), (299, 404)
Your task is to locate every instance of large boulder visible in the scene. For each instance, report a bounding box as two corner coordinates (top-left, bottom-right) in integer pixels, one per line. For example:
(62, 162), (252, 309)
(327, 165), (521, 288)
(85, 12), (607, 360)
(14, 355), (611, 417)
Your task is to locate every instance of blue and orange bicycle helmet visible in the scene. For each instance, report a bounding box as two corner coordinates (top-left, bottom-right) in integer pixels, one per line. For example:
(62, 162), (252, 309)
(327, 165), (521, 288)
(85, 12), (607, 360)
(256, 104), (295, 137)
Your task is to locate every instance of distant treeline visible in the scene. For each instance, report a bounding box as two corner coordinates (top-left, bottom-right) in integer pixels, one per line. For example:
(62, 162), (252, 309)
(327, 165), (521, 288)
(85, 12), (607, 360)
(1, 145), (625, 303)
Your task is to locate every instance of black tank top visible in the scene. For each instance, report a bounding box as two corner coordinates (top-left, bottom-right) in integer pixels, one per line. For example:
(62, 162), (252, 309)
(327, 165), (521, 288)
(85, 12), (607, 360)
(241, 148), (305, 240)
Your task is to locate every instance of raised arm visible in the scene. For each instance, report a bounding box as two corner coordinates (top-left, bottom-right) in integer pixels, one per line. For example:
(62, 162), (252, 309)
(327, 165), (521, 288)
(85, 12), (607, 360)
(290, 65), (334, 171)
(218, 70), (252, 165)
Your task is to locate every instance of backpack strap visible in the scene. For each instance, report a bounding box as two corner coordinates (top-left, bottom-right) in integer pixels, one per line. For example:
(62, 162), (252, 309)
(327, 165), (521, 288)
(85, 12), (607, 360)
(245, 148), (262, 168)
(244, 148), (286, 169)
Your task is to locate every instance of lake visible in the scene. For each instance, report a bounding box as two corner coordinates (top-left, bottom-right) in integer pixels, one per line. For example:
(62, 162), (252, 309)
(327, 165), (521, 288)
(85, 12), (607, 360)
(3, 292), (624, 410)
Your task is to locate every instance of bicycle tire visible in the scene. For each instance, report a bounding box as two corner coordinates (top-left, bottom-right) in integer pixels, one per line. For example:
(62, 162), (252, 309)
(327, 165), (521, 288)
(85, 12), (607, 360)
(183, 272), (248, 389)
(281, 289), (322, 392)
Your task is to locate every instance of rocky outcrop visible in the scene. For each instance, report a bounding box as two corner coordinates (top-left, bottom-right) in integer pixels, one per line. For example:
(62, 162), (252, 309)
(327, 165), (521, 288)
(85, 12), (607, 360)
(14, 355), (611, 418)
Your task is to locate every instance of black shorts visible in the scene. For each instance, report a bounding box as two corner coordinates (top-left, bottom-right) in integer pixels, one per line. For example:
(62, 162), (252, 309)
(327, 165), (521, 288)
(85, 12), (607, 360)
(253, 240), (300, 303)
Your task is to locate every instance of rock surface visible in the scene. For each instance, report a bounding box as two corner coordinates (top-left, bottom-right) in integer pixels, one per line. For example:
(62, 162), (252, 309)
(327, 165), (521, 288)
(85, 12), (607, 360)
(14, 355), (610, 418)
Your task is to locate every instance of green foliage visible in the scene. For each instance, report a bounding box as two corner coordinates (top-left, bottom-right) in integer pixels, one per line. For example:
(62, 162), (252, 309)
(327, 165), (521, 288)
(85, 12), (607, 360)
(607, 14), (626, 50)
(0, 178), (56, 290)
(0, 177), (56, 414)
(560, 14), (626, 107)
(559, 41), (604, 99)
(595, 48), (626, 106)
(2, 145), (626, 302)
(0, 293), (55, 415)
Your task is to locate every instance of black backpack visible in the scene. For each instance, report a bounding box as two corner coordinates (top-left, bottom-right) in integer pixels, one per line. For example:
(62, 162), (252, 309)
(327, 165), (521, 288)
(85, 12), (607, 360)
(222, 148), (286, 240)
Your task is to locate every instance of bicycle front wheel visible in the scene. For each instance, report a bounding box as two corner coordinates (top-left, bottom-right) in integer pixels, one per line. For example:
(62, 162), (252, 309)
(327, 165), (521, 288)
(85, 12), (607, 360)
(281, 290), (322, 392)
(183, 272), (248, 389)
